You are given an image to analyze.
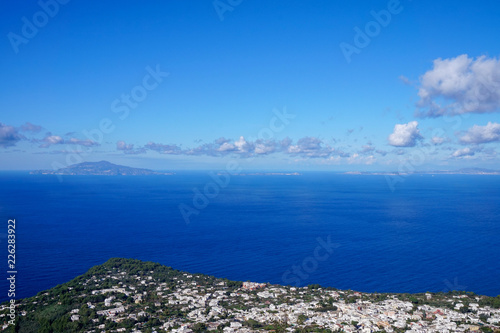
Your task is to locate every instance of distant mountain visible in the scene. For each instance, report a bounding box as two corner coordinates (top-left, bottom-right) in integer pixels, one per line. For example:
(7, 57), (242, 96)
(454, 168), (500, 174)
(345, 168), (500, 175)
(30, 161), (173, 176)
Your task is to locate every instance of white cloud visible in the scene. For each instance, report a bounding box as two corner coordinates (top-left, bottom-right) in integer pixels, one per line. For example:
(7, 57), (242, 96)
(280, 137), (292, 149)
(452, 147), (477, 158)
(116, 140), (145, 154)
(286, 137), (335, 158)
(144, 142), (182, 154)
(416, 54), (500, 117)
(66, 138), (99, 147)
(39, 135), (98, 148)
(460, 122), (500, 144)
(233, 136), (251, 153)
(117, 140), (134, 151)
(431, 136), (445, 145)
(140, 136), (349, 159)
(211, 137), (251, 154)
(217, 142), (236, 152)
(388, 121), (422, 147)
(359, 144), (375, 155)
(347, 153), (376, 165)
(0, 123), (24, 148)
(254, 139), (277, 155)
(39, 135), (64, 147)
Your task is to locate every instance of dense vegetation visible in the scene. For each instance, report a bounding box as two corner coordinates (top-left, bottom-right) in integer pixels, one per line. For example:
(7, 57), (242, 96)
(1, 258), (499, 333)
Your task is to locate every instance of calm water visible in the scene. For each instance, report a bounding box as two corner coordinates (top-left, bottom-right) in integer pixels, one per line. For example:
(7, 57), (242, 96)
(0, 172), (499, 302)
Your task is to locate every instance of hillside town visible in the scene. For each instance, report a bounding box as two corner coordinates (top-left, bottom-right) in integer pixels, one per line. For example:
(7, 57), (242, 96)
(1, 258), (499, 332)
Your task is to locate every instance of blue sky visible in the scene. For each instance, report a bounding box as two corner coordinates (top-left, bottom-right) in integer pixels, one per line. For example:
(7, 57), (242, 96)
(1, 0), (500, 171)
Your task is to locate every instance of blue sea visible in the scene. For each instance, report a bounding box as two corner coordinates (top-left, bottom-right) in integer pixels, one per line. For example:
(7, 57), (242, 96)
(0, 172), (499, 303)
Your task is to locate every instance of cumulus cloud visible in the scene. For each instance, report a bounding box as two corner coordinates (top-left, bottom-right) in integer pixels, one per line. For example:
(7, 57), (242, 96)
(39, 135), (64, 148)
(431, 136), (445, 145)
(39, 134), (99, 148)
(217, 137), (252, 153)
(233, 136), (251, 153)
(460, 122), (500, 144)
(452, 147), (478, 158)
(388, 121), (422, 147)
(185, 137), (277, 157)
(117, 140), (133, 151)
(215, 137), (230, 145)
(183, 137), (240, 157)
(144, 142), (182, 154)
(286, 137), (335, 158)
(212, 136), (254, 155)
(254, 139), (277, 155)
(347, 153), (376, 165)
(280, 137), (292, 149)
(116, 135), (363, 161)
(184, 143), (216, 156)
(116, 140), (146, 154)
(217, 142), (237, 152)
(66, 138), (99, 147)
(359, 144), (375, 155)
(133, 136), (348, 159)
(416, 54), (500, 117)
(0, 123), (24, 148)
(287, 137), (320, 153)
(20, 122), (42, 133)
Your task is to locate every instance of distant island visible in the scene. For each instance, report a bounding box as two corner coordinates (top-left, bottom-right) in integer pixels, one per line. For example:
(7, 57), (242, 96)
(345, 168), (500, 175)
(30, 161), (174, 176)
(1, 258), (499, 332)
(232, 172), (301, 176)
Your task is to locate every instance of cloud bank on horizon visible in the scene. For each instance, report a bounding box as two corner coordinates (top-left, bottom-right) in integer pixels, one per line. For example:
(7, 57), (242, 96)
(1, 2), (500, 170)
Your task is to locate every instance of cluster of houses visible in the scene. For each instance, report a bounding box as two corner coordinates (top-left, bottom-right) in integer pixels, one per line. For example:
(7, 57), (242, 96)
(2, 263), (500, 332)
